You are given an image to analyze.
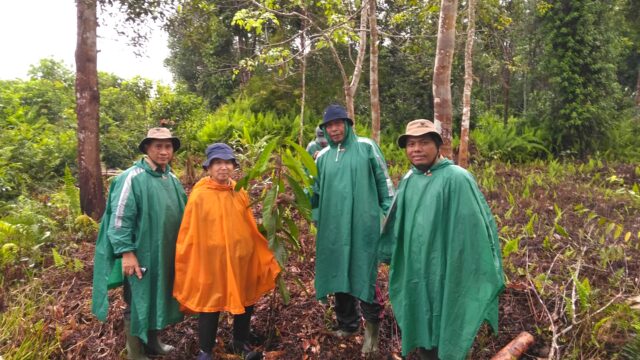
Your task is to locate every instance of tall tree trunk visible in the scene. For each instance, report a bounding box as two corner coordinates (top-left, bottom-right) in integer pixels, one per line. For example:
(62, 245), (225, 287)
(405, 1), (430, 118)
(433, 0), (458, 158)
(502, 44), (511, 125)
(344, 2), (369, 122)
(75, 0), (104, 220)
(299, 16), (307, 146)
(458, 0), (476, 168)
(636, 67), (640, 108)
(369, 0), (380, 143)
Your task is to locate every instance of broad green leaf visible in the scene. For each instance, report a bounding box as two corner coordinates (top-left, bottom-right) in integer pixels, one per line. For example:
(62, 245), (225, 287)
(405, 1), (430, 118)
(284, 216), (300, 243)
(277, 275), (290, 305)
(255, 138), (279, 173)
(285, 174), (312, 222)
(287, 140), (317, 178)
(262, 186), (279, 239)
(280, 225), (301, 250)
(282, 150), (310, 188)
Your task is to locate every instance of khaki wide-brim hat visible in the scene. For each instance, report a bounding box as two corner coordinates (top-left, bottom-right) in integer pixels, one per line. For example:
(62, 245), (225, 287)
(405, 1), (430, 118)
(397, 119), (442, 148)
(138, 127), (181, 154)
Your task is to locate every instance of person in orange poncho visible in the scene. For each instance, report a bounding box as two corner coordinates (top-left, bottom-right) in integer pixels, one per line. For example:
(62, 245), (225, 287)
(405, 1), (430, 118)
(173, 143), (281, 360)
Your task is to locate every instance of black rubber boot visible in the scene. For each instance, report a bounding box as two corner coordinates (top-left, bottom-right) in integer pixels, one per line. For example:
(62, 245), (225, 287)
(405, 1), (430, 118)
(145, 329), (175, 355)
(124, 319), (150, 360)
(231, 340), (263, 360)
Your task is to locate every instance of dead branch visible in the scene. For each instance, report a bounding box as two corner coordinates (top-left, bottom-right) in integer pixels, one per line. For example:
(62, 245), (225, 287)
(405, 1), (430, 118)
(490, 331), (535, 360)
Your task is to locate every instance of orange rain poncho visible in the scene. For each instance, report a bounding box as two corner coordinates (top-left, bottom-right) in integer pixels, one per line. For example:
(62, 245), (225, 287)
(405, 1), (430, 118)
(173, 177), (281, 314)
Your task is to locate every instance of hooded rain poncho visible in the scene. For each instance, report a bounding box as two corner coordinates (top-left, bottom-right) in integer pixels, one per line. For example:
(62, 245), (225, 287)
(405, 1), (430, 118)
(312, 121), (394, 302)
(173, 177), (281, 314)
(380, 159), (504, 359)
(92, 159), (186, 343)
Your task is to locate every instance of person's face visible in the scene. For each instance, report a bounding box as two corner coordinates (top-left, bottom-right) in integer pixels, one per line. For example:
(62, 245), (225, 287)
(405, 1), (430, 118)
(207, 159), (235, 184)
(324, 119), (346, 144)
(145, 139), (174, 168)
(405, 135), (439, 168)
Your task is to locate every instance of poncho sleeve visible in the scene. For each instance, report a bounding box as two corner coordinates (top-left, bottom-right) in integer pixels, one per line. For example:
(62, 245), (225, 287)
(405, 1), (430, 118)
(107, 173), (139, 254)
(367, 141), (394, 214)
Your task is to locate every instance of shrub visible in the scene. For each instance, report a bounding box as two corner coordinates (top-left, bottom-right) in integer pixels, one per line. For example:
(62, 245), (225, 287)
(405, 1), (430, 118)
(471, 112), (549, 163)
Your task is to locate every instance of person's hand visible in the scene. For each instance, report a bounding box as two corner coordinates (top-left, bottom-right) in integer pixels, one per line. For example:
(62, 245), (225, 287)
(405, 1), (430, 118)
(313, 151), (319, 159)
(122, 252), (143, 279)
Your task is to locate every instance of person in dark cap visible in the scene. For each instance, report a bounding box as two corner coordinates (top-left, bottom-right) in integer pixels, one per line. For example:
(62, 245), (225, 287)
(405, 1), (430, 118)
(92, 127), (186, 360)
(173, 143), (280, 360)
(380, 119), (505, 360)
(312, 104), (395, 356)
(306, 126), (329, 159)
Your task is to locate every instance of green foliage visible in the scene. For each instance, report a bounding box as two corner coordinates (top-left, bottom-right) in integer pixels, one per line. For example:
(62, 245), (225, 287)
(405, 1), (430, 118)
(196, 98), (300, 153)
(234, 135), (315, 304)
(601, 110), (640, 163)
(63, 166), (80, 217)
(471, 112), (549, 163)
(0, 279), (59, 358)
(534, 0), (623, 157)
(621, 320), (640, 359)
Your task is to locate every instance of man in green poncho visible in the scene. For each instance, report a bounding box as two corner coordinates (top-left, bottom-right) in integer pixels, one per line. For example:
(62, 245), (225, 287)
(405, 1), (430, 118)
(306, 126), (328, 159)
(312, 104), (394, 355)
(380, 119), (505, 360)
(92, 127), (186, 360)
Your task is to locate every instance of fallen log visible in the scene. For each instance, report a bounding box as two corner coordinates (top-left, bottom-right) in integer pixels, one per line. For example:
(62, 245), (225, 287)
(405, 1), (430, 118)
(490, 331), (535, 360)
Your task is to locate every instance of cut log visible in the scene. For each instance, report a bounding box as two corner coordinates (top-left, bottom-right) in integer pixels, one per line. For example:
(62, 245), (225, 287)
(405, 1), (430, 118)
(490, 331), (535, 360)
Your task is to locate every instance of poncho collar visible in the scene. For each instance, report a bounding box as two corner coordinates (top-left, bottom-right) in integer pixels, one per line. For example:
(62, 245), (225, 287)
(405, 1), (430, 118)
(194, 176), (237, 192)
(137, 157), (173, 177)
(410, 158), (453, 176)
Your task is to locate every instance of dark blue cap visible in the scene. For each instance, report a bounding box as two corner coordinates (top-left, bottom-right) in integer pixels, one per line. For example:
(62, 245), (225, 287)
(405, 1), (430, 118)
(320, 104), (353, 128)
(202, 143), (237, 169)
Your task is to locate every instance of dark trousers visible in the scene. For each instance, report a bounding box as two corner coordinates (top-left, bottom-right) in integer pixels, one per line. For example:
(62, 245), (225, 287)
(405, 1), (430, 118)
(334, 288), (384, 331)
(123, 280), (132, 320)
(198, 306), (254, 353)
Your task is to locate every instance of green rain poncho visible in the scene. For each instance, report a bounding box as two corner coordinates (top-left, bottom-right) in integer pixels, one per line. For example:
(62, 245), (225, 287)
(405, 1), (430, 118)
(312, 121), (394, 302)
(92, 158), (186, 343)
(306, 140), (324, 157)
(380, 159), (504, 359)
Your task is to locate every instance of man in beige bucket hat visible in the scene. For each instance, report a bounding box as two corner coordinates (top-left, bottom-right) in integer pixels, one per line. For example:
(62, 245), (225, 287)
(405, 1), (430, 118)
(380, 119), (504, 360)
(92, 127), (186, 360)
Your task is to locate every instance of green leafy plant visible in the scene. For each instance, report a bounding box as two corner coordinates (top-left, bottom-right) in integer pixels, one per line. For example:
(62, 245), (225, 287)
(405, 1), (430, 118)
(471, 112), (549, 163)
(235, 136), (315, 304)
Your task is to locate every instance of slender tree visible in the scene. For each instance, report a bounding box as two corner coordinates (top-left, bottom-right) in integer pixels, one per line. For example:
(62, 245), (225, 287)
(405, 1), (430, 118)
(299, 15), (308, 146)
(369, 0), (380, 143)
(344, 1), (369, 121)
(458, 0), (476, 168)
(230, 0), (370, 122)
(636, 68), (640, 108)
(75, 0), (104, 220)
(433, 0), (458, 158)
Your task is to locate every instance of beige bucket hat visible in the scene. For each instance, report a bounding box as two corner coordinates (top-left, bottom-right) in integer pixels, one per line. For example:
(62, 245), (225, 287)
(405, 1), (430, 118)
(397, 119), (442, 148)
(138, 127), (181, 154)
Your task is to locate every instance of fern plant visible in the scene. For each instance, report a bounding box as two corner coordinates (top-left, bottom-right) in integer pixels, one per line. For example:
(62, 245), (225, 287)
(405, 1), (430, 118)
(621, 321), (640, 359)
(471, 112), (549, 163)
